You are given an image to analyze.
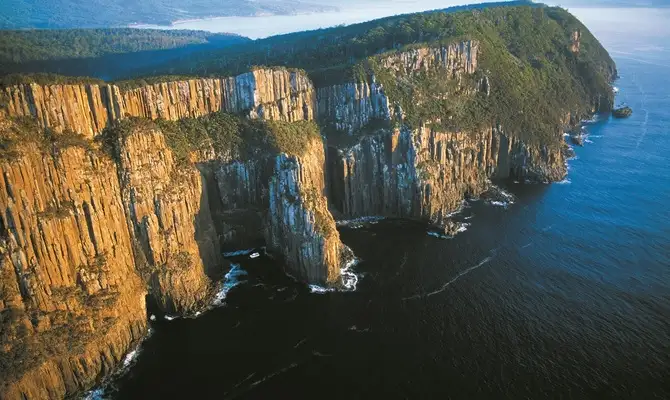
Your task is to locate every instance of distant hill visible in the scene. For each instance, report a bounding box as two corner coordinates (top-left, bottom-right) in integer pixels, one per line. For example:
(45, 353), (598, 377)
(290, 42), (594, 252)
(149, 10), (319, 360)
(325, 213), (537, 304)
(0, 0), (337, 29)
(122, 1), (543, 82)
(0, 29), (250, 79)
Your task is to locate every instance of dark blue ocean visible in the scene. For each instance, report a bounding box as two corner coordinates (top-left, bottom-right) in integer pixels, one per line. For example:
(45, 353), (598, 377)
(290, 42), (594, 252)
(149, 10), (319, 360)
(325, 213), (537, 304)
(93, 10), (670, 399)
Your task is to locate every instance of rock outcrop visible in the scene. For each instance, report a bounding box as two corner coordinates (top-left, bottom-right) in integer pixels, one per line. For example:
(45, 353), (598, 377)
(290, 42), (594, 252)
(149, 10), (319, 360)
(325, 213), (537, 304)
(317, 80), (392, 134)
(328, 125), (566, 226)
(316, 41), (479, 134)
(0, 128), (147, 399)
(0, 68), (315, 139)
(267, 138), (343, 285)
(322, 39), (569, 228)
(114, 126), (223, 315)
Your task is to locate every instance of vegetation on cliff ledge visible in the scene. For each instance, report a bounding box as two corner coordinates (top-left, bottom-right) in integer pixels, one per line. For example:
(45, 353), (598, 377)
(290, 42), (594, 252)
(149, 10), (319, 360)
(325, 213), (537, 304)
(100, 113), (322, 164)
(0, 118), (96, 161)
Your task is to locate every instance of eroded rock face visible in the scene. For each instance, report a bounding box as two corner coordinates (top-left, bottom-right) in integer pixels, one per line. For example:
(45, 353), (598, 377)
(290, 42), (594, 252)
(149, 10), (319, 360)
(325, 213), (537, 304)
(317, 80), (392, 134)
(315, 41), (479, 134)
(0, 140), (146, 399)
(328, 125), (567, 227)
(267, 139), (343, 284)
(378, 41), (479, 77)
(115, 128), (223, 315)
(0, 68), (316, 139)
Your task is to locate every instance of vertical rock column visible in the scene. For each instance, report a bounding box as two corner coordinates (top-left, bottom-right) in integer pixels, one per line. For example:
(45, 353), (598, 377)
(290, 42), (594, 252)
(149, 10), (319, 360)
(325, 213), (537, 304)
(266, 138), (344, 285)
(0, 132), (146, 399)
(115, 127), (223, 315)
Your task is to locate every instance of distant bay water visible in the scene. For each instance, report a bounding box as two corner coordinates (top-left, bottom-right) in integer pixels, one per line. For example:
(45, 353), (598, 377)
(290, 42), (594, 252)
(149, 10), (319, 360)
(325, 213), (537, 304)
(93, 6), (670, 399)
(131, 0), (503, 38)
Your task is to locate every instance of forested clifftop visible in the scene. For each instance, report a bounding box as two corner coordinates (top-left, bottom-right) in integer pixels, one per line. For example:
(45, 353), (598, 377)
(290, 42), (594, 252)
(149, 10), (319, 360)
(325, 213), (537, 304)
(0, 68), (315, 138)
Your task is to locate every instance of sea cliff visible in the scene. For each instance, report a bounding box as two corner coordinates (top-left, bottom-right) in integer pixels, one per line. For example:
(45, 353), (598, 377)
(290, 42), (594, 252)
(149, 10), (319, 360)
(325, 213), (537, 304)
(0, 8), (616, 396)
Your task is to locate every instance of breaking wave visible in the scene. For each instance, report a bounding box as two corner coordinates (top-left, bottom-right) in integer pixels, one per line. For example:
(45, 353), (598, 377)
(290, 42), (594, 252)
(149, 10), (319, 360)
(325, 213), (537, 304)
(223, 248), (255, 257)
(310, 258), (361, 294)
(212, 264), (249, 306)
(427, 222), (470, 239)
(83, 328), (154, 399)
(336, 216), (385, 229)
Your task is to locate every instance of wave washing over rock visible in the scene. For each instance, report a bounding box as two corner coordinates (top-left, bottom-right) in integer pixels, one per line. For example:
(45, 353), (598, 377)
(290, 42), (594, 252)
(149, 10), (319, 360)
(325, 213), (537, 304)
(309, 257), (361, 294)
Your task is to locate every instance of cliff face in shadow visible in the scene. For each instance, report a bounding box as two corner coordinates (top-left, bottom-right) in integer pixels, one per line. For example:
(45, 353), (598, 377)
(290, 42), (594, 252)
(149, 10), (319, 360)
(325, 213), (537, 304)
(113, 126), (224, 315)
(267, 138), (344, 285)
(328, 125), (567, 228)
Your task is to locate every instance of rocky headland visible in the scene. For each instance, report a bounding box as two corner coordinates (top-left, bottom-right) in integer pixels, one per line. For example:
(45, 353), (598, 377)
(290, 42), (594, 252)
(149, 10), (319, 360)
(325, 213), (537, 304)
(0, 4), (616, 398)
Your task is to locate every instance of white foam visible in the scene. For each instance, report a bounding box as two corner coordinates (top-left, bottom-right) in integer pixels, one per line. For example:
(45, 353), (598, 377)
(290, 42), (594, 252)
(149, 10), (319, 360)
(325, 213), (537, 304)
(149, 314), (156, 321)
(223, 248), (255, 257)
(309, 284), (335, 294)
(556, 178), (571, 185)
(122, 349), (139, 368)
(310, 257), (360, 294)
(427, 231), (447, 239)
(446, 200), (468, 217)
(164, 315), (177, 321)
(84, 328), (154, 398)
(581, 114), (599, 124)
(348, 325), (370, 333)
(212, 264), (248, 306)
(84, 389), (105, 400)
(489, 201), (509, 208)
(340, 258), (360, 291)
(336, 216), (385, 228)
(613, 86), (620, 93)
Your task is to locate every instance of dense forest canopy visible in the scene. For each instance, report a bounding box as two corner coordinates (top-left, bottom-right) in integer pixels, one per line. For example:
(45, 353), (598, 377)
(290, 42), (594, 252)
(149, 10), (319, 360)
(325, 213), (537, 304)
(0, 29), (248, 64)
(0, 0), (335, 29)
(122, 1), (542, 81)
(0, 29), (250, 79)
